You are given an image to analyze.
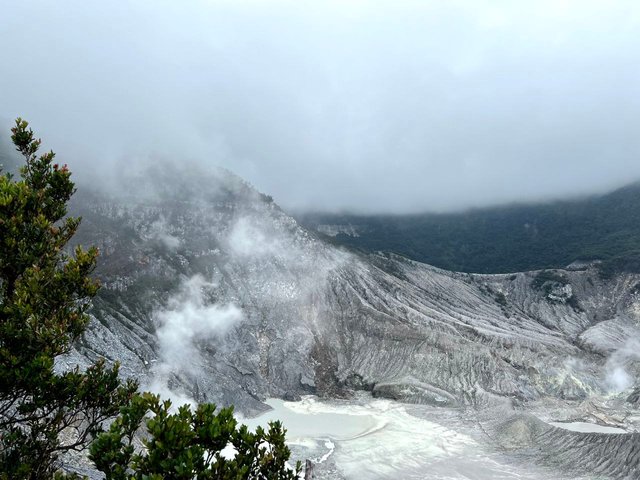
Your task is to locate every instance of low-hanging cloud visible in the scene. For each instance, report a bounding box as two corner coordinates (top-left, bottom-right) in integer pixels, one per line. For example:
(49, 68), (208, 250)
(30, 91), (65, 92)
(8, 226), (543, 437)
(144, 216), (182, 251)
(2, 0), (640, 213)
(227, 217), (284, 259)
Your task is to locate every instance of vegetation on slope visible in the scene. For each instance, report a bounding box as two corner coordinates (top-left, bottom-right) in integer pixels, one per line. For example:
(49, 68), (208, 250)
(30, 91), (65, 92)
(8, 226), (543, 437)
(299, 184), (640, 276)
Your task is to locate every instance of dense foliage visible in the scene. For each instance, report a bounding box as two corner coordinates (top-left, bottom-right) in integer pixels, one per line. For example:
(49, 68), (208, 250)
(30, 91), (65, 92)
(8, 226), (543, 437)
(90, 393), (300, 480)
(0, 119), (137, 479)
(299, 184), (640, 276)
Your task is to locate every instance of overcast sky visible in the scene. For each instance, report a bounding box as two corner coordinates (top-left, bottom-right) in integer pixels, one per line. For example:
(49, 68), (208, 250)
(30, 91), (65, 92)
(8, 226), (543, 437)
(2, 0), (640, 213)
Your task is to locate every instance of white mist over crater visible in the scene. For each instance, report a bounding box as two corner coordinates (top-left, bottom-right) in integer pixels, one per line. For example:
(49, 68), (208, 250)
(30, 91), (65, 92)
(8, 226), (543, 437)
(147, 275), (243, 405)
(604, 337), (640, 393)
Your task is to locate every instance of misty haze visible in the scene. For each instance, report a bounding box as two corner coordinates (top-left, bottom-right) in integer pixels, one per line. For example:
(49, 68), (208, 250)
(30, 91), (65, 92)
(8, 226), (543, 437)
(1, 1), (640, 479)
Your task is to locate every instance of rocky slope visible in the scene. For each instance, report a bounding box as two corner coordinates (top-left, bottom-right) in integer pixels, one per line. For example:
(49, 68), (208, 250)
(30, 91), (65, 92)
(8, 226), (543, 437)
(64, 165), (640, 478)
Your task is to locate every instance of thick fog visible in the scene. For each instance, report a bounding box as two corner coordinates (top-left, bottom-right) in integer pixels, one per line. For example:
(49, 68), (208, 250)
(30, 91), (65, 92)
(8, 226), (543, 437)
(2, 0), (640, 213)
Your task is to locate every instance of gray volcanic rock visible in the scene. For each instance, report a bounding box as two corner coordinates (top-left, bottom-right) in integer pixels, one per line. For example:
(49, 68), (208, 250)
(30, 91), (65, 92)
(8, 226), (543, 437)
(629, 387), (640, 405)
(474, 390), (640, 479)
(64, 165), (640, 477)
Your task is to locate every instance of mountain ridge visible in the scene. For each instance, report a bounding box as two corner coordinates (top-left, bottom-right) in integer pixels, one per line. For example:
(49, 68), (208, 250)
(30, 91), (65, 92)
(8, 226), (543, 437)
(297, 180), (640, 276)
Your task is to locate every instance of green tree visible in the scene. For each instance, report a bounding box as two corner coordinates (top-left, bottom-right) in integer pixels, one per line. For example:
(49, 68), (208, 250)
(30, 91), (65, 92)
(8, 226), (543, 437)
(0, 119), (137, 479)
(1, 119), (300, 479)
(90, 393), (301, 479)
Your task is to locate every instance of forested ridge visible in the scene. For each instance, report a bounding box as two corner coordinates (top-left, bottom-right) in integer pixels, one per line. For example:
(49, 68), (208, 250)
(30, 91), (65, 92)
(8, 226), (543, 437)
(299, 182), (640, 276)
